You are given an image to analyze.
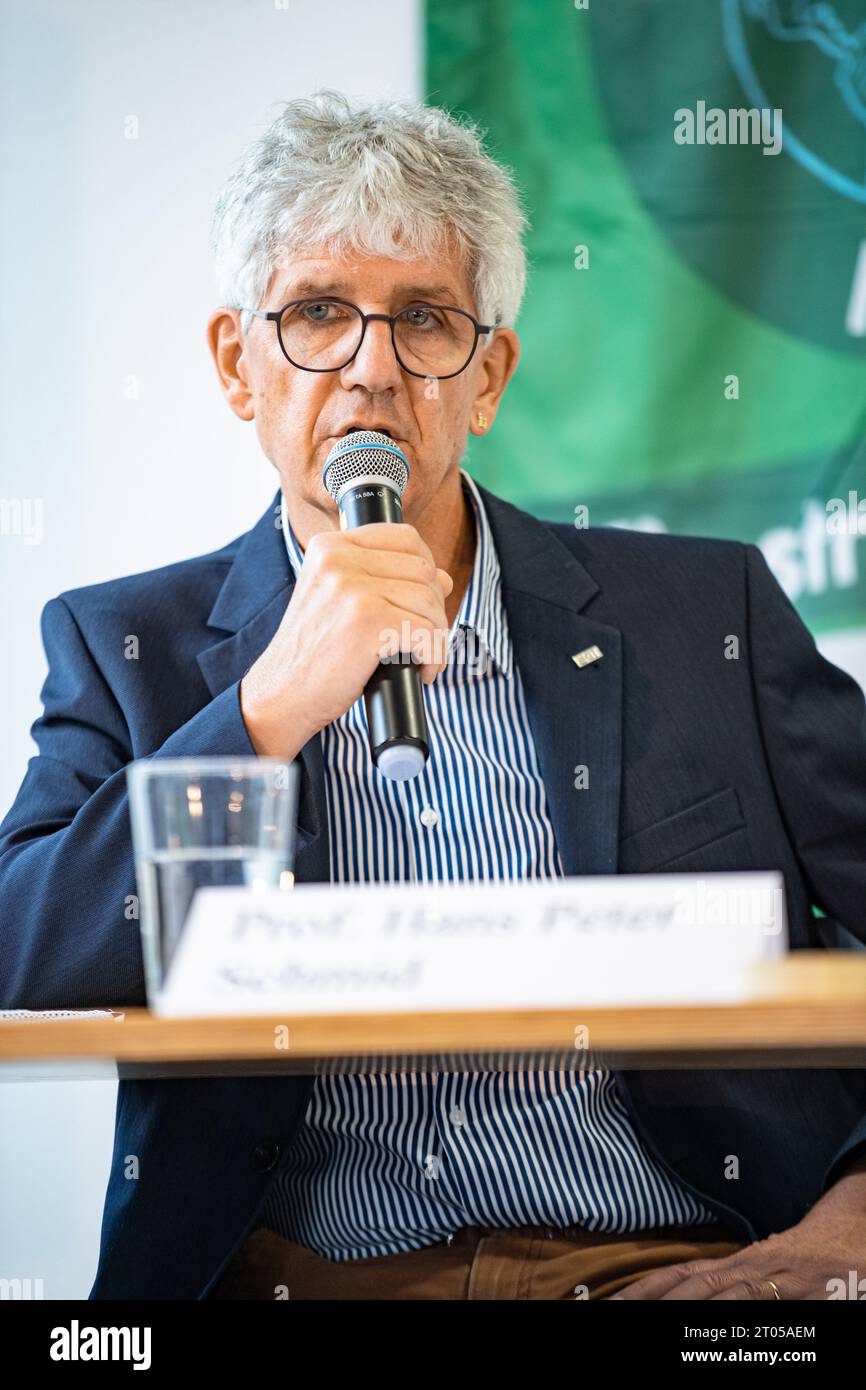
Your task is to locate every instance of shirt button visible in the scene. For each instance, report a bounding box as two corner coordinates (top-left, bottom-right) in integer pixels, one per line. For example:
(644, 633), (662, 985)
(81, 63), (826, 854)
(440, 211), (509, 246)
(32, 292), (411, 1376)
(420, 807), (440, 829)
(251, 1140), (282, 1173)
(449, 1106), (466, 1128)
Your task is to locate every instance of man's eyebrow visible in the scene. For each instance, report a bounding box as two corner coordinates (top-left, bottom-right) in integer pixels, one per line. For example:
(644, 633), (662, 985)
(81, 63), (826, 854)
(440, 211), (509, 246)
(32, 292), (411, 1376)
(397, 284), (464, 305)
(271, 280), (465, 306)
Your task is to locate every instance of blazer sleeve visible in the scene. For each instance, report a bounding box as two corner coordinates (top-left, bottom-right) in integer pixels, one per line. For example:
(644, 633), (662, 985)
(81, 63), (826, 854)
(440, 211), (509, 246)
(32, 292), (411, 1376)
(744, 543), (866, 1189)
(745, 542), (866, 942)
(0, 596), (257, 1009)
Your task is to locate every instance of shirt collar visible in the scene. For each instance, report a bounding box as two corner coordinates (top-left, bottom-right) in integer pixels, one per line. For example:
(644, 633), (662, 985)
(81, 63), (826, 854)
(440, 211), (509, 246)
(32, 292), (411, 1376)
(279, 467), (513, 678)
(453, 469), (512, 677)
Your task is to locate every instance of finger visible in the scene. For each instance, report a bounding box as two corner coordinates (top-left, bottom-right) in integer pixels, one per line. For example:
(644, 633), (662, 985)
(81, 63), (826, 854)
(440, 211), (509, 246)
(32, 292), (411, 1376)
(660, 1266), (770, 1301)
(378, 584), (450, 630)
(416, 626), (452, 684)
(375, 613), (450, 678)
(609, 1264), (698, 1300)
(412, 624), (451, 676)
(320, 528), (453, 598)
(344, 522), (437, 567)
(710, 1278), (783, 1301)
(360, 555), (452, 599)
(610, 1257), (736, 1301)
(419, 659), (447, 686)
(337, 546), (438, 585)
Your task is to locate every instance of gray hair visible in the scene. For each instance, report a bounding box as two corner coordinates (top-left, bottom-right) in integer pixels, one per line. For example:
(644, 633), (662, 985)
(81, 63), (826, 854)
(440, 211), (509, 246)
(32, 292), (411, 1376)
(211, 91), (527, 334)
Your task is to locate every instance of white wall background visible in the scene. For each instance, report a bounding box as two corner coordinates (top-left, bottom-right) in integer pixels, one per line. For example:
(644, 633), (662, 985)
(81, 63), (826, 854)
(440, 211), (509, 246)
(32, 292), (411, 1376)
(0, 0), (421, 1300)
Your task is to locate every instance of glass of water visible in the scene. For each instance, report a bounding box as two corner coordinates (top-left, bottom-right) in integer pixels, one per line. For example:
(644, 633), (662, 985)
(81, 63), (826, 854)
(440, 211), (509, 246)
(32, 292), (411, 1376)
(127, 757), (299, 1004)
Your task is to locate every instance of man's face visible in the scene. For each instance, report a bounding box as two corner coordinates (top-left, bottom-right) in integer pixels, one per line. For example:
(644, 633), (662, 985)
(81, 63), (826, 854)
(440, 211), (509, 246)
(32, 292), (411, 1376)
(208, 243), (519, 532)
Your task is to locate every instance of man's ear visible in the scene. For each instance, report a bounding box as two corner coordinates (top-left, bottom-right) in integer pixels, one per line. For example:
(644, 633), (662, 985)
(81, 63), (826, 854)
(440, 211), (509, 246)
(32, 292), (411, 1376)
(469, 328), (521, 435)
(207, 309), (254, 421)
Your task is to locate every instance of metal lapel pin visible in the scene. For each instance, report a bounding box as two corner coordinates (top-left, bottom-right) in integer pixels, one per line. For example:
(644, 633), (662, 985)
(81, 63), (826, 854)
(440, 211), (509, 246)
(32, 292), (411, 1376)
(571, 645), (604, 669)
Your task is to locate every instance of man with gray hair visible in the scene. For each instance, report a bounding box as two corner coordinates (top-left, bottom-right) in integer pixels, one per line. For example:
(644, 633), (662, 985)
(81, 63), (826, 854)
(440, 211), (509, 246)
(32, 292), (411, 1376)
(2, 92), (866, 1302)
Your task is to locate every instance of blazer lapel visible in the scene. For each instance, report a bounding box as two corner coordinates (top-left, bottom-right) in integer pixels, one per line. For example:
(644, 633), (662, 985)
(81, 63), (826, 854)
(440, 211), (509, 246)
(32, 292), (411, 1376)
(194, 492), (329, 883)
(479, 485), (623, 876)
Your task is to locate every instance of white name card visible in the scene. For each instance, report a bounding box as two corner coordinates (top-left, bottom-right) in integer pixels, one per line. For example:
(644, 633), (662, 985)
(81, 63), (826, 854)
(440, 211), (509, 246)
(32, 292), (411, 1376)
(154, 871), (787, 1017)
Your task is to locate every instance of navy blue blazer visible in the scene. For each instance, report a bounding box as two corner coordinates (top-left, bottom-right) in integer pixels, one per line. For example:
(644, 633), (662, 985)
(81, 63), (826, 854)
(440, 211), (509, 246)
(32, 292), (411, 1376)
(2, 484), (865, 1300)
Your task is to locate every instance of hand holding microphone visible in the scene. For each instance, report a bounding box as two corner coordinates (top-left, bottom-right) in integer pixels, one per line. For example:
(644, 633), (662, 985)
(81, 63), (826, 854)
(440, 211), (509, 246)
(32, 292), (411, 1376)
(240, 432), (452, 772)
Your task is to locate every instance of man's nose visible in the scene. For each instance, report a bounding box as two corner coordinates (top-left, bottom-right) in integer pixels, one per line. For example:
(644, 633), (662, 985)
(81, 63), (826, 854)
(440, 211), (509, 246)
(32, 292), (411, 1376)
(340, 316), (404, 393)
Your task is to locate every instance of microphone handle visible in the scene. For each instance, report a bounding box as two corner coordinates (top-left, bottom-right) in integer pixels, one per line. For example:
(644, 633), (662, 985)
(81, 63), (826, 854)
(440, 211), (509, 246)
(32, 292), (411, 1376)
(340, 482), (430, 778)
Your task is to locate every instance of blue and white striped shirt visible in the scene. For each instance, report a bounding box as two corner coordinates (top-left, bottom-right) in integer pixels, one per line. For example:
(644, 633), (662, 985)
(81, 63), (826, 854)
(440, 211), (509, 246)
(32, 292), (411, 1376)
(260, 469), (714, 1258)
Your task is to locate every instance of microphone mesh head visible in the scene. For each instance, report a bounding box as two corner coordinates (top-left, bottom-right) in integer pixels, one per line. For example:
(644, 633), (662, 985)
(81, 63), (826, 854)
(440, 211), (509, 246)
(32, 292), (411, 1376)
(322, 431), (410, 501)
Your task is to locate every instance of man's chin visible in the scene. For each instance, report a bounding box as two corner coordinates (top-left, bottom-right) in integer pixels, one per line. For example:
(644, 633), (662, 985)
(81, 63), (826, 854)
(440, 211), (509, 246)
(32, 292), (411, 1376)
(277, 468), (339, 523)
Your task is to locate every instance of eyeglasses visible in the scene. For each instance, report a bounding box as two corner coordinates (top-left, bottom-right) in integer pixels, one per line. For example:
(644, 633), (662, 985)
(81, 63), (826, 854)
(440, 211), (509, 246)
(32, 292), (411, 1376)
(240, 297), (497, 380)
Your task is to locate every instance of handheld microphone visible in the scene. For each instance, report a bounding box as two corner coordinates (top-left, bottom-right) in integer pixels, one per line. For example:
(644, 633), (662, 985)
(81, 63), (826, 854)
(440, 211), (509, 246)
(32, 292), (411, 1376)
(322, 430), (430, 781)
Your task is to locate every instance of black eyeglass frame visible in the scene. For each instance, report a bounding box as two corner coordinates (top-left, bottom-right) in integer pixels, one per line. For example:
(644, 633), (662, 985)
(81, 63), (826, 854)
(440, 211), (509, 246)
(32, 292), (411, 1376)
(241, 296), (498, 380)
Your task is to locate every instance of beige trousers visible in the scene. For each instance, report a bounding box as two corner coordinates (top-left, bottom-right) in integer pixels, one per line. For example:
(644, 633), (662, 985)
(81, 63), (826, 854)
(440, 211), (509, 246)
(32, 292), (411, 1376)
(211, 1220), (743, 1300)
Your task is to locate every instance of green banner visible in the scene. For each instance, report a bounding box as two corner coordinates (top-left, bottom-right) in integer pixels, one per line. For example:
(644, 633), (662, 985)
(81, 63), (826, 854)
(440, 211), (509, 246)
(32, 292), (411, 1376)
(426, 0), (866, 641)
